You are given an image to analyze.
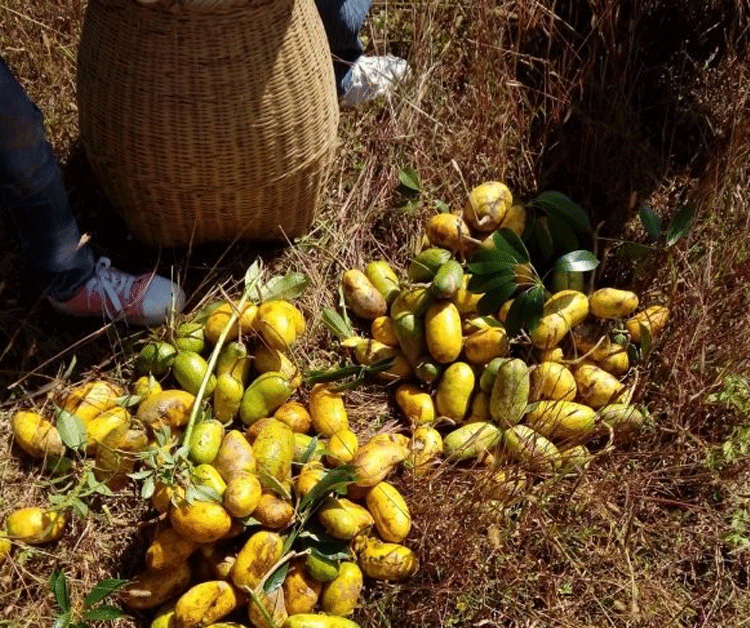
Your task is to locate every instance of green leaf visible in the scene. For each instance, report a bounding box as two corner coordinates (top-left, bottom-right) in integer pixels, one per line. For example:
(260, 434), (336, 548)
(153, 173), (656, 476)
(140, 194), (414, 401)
(72, 498), (89, 519)
(466, 272), (515, 295)
(263, 562), (290, 593)
(505, 284), (545, 336)
(554, 250), (600, 273)
(127, 469), (154, 481)
(52, 612), (72, 628)
(532, 191), (591, 232)
(322, 309), (353, 341)
(666, 204), (695, 247)
(639, 205), (662, 240)
(465, 259), (516, 276)
(55, 409), (88, 451)
(299, 466), (356, 513)
(495, 228), (529, 263)
(50, 570), (70, 613)
(476, 281), (520, 316)
(301, 538), (351, 562)
(534, 221), (555, 262)
(140, 476), (156, 500)
(244, 259), (262, 288)
(434, 200), (451, 213)
(82, 605), (126, 621)
(546, 214), (579, 255)
(639, 323), (653, 360)
(84, 580), (128, 608)
(301, 436), (322, 464)
(398, 167), (421, 193)
(259, 273), (309, 302)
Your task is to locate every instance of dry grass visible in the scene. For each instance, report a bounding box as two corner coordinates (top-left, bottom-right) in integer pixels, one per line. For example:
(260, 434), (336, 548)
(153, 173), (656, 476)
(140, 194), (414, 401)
(2, 0), (750, 627)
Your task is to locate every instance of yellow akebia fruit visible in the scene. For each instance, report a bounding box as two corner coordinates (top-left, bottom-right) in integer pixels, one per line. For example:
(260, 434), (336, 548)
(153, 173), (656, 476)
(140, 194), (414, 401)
(355, 537), (418, 581)
(342, 270), (387, 320)
(574, 364), (625, 408)
(121, 561), (192, 610)
(464, 327), (509, 365)
(408, 426), (443, 475)
(5, 507), (66, 544)
(274, 401), (312, 434)
(204, 301), (258, 345)
(174, 580), (239, 628)
(435, 362), (475, 421)
(426, 213), (473, 254)
(223, 472), (262, 518)
(145, 527), (199, 571)
(464, 181), (512, 232)
(320, 562), (363, 617)
(309, 383), (348, 437)
(425, 301), (462, 364)
(366, 482), (411, 543)
(137, 390), (195, 430)
(394, 384), (435, 426)
(62, 380), (123, 423)
(283, 559), (322, 615)
(231, 530), (284, 590)
(257, 300), (302, 351)
(626, 305), (670, 343)
(590, 288), (639, 319)
(525, 400), (597, 444)
(528, 362), (577, 401)
(11, 411), (64, 459)
(370, 316), (399, 347)
(169, 500), (232, 544)
(326, 429), (359, 467)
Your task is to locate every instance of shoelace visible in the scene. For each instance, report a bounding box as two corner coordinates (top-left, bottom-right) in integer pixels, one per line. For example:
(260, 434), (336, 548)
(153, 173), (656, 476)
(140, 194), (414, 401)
(84, 257), (137, 320)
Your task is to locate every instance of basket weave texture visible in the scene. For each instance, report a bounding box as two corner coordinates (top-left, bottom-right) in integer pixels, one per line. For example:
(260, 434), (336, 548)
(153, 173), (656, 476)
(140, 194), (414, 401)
(77, 0), (339, 247)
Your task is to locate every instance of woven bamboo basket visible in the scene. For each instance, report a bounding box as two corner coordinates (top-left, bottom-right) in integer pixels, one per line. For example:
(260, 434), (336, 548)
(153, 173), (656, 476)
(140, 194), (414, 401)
(77, 0), (339, 247)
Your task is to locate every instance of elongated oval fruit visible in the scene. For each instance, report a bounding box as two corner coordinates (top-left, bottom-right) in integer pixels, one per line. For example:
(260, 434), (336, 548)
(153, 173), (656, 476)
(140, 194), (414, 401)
(240, 372), (293, 425)
(551, 270), (584, 293)
(342, 270), (387, 320)
(414, 356), (441, 384)
(5, 507), (66, 544)
(479, 357), (504, 393)
(216, 341), (251, 384)
(590, 288), (639, 319)
(309, 383), (348, 437)
(464, 181), (512, 232)
(530, 313), (570, 350)
(393, 312), (426, 366)
(425, 301), (463, 364)
(351, 434), (410, 487)
(248, 588), (288, 628)
(452, 286), (482, 316)
(408, 426), (443, 474)
(543, 290), (589, 322)
(318, 497), (374, 540)
(85, 406), (131, 455)
(344, 338), (411, 381)
(293, 433), (325, 463)
(253, 419), (294, 488)
(254, 345), (302, 389)
(499, 203), (526, 237)
(407, 248), (453, 283)
(189, 419), (225, 465)
(193, 463), (228, 497)
(175, 321), (205, 353)
(138, 341), (177, 376)
(275, 401), (312, 434)
(595, 343), (630, 376)
(253, 491), (295, 530)
(283, 615), (361, 628)
(63, 380), (123, 423)
(295, 462), (327, 500)
(257, 300), (303, 350)
(436, 362), (475, 421)
(203, 301), (258, 345)
(490, 358), (530, 428)
(173, 351), (216, 396)
(366, 482), (411, 543)
(145, 527), (199, 572)
(525, 400), (597, 443)
(502, 425), (561, 471)
(596, 403), (644, 437)
(12, 411), (64, 459)
(426, 213), (473, 254)
(355, 538), (418, 581)
(468, 390), (491, 422)
(284, 559), (322, 615)
(529, 362), (577, 401)
(326, 429), (359, 467)
(626, 305), (670, 343)
(395, 384), (435, 426)
(574, 364), (624, 408)
(365, 260), (400, 306)
(558, 444), (592, 471)
(231, 530), (284, 590)
(321, 562), (363, 617)
(121, 561), (191, 610)
(443, 422), (501, 461)
(213, 430), (256, 482)
(170, 500), (232, 544)
(430, 260), (464, 299)
(464, 327), (509, 365)
(133, 375), (162, 399)
(174, 580), (238, 628)
(370, 316), (399, 347)
(223, 472), (262, 518)
(390, 287), (434, 318)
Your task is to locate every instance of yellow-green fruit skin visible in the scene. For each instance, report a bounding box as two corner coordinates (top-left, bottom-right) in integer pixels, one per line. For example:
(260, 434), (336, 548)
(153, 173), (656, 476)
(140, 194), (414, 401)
(407, 248), (452, 283)
(395, 384), (435, 426)
(137, 390), (195, 430)
(351, 435), (410, 487)
(173, 351), (216, 396)
(596, 404), (644, 437)
(146, 527), (199, 571)
(489, 358), (530, 428)
(426, 213), (472, 254)
(253, 419), (294, 489)
(326, 430), (359, 467)
(408, 426), (443, 474)
(275, 402), (312, 434)
(174, 580), (238, 628)
(121, 561), (192, 610)
(175, 322), (205, 353)
(464, 327), (509, 365)
(149, 602), (176, 628)
(240, 372), (292, 426)
(464, 181), (512, 232)
(5, 507), (66, 544)
(321, 562), (363, 617)
(502, 425), (561, 471)
(216, 341), (251, 384)
(425, 302), (463, 364)
(356, 538), (418, 581)
(213, 374), (244, 424)
(443, 422), (501, 461)
(370, 316), (399, 347)
(283, 560), (322, 615)
(318, 498), (374, 540)
(468, 390), (491, 422)
(574, 364), (624, 409)
(309, 384), (348, 437)
(393, 312), (426, 366)
(430, 260), (464, 299)
(305, 551), (340, 583)
(342, 270), (387, 320)
(626, 305), (670, 342)
(223, 472), (262, 517)
(436, 362), (475, 421)
(283, 616), (361, 628)
(253, 492), (295, 530)
(169, 501), (232, 544)
(529, 362), (577, 402)
(295, 462), (327, 500)
(189, 419), (225, 464)
(213, 430), (256, 482)
(531, 291), (590, 349)
(590, 288), (639, 319)
(499, 203), (526, 238)
(365, 261), (400, 306)
(134, 375), (162, 399)
(231, 531), (284, 590)
(257, 300), (302, 350)
(366, 482), (411, 542)
(138, 341), (177, 375)
(293, 433), (325, 463)
(525, 400), (597, 444)
(85, 406), (131, 455)
(11, 411), (64, 459)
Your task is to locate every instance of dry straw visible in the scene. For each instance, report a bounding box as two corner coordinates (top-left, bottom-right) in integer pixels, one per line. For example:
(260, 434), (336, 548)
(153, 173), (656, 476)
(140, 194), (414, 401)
(77, 0), (339, 247)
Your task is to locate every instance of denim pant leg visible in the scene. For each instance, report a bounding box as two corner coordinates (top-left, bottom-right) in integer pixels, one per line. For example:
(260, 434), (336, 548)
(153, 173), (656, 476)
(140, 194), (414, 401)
(315, 0), (373, 95)
(0, 55), (94, 301)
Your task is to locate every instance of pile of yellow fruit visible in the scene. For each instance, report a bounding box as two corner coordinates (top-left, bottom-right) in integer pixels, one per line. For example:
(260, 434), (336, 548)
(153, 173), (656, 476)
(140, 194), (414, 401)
(3, 296), (418, 628)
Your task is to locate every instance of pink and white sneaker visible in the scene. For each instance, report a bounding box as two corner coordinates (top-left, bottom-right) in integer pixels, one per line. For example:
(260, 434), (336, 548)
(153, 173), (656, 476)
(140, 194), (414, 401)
(49, 257), (186, 326)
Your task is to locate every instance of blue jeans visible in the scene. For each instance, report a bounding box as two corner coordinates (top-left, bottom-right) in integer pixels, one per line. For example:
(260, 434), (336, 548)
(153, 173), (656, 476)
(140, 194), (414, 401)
(0, 1), (369, 299)
(0, 55), (94, 300)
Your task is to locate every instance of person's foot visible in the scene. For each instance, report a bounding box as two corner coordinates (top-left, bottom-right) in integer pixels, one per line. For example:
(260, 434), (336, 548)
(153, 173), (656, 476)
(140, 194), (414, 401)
(49, 257), (185, 326)
(340, 55), (410, 108)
